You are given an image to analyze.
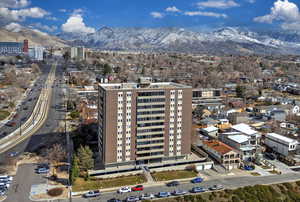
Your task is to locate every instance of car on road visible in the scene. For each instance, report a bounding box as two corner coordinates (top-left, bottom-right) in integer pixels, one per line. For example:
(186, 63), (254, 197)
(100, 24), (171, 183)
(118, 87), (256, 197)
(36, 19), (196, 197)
(140, 193), (155, 200)
(157, 192), (171, 198)
(209, 184), (224, 191)
(8, 152), (19, 157)
(5, 121), (16, 127)
(132, 185), (143, 191)
(83, 190), (101, 198)
(172, 190), (187, 196)
(21, 117), (27, 122)
(107, 198), (121, 202)
(191, 177), (203, 183)
(36, 167), (49, 174)
(126, 196), (140, 202)
(23, 107), (28, 110)
(118, 187), (131, 193)
(166, 181), (180, 187)
(1, 132), (7, 136)
(191, 187), (208, 193)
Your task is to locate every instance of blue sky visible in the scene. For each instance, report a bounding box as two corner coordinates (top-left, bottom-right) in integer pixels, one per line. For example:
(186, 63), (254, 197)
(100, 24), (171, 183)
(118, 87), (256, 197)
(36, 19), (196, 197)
(1, 0), (300, 34)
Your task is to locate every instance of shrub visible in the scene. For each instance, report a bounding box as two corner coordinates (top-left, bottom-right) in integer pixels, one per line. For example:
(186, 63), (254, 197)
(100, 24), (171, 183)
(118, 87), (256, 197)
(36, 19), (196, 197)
(232, 195), (241, 202)
(47, 187), (63, 197)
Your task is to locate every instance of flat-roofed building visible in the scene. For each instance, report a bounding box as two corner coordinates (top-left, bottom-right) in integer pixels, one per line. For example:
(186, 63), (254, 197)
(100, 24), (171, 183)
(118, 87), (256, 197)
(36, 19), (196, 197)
(98, 80), (192, 168)
(265, 133), (298, 156)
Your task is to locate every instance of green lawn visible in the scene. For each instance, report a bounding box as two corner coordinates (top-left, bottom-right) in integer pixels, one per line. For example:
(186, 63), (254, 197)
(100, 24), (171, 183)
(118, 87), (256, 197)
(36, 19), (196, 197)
(151, 170), (198, 181)
(72, 174), (146, 192)
(0, 110), (10, 121)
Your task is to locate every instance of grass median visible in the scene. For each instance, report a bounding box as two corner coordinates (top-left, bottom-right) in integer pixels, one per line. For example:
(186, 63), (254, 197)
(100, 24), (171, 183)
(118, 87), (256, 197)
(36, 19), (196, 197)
(72, 174), (147, 192)
(151, 170), (198, 182)
(0, 110), (10, 121)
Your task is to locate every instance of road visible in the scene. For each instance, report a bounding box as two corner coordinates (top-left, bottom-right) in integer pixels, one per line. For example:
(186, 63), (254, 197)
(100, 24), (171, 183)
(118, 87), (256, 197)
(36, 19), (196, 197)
(0, 65), (51, 139)
(0, 62), (65, 162)
(68, 172), (300, 202)
(0, 62), (57, 154)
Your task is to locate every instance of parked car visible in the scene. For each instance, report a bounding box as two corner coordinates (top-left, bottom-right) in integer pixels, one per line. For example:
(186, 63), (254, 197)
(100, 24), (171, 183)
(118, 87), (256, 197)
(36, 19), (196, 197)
(1, 132), (7, 136)
(107, 198), (121, 202)
(132, 185), (143, 191)
(0, 190), (5, 196)
(118, 187), (131, 193)
(210, 184), (224, 190)
(244, 165), (255, 171)
(191, 187), (207, 193)
(157, 192), (170, 198)
(5, 122), (16, 127)
(172, 190), (187, 196)
(126, 196), (140, 202)
(0, 176), (13, 182)
(140, 193), (154, 200)
(36, 167), (49, 174)
(191, 177), (203, 183)
(83, 190), (100, 198)
(166, 181), (180, 187)
(8, 152), (19, 157)
(23, 107), (28, 110)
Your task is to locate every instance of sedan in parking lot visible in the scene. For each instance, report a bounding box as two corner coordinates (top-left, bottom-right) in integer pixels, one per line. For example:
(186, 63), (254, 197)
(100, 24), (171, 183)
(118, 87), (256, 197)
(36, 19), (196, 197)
(191, 187), (208, 193)
(172, 190), (187, 196)
(36, 167), (49, 174)
(157, 192), (171, 198)
(140, 193), (154, 200)
(107, 198), (121, 202)
(126, 196), (140, 202)
(118, 187), (131, 193)
(210, 184), (224, 191)
(166, 181), (180, 187)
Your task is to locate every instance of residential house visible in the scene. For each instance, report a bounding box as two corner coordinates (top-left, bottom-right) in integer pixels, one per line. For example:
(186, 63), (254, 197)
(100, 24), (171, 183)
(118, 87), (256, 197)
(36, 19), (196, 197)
(198, 118), (219, 128)
(201, 126), (219, 139)
(228, 112), (249, 124)
(231, 123), (261, 146)
(265, 133), (298, 157)
(220, 133), (256, 161)
(202, 140), (241, 170)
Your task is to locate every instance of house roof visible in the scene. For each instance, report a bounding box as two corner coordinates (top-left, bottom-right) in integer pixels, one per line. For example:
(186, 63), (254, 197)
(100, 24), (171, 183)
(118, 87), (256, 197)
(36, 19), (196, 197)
(203, 140), (234, 155)
(202, 126), (218, 133)
(232, 123), (258, 136)
(228, 135), (250, 144)
(267, 133), (298, 144)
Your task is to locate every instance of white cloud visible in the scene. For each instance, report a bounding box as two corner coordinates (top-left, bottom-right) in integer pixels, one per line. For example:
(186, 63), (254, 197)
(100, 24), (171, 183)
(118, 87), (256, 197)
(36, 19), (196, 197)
(0, 0), (29, 8)
(0, 7), (49, 21)
(72, 8), (84, 15)
(197, 0), (239, 9)
(254, 0), (300, 31)
(150, 12), (164, 18)
(165, 6), (181, 13)
(61, 14), (95, 34)
(184, 11), (227, 18)
(31, 22), (57, 32)
(59, 9), (67, 13)
(254, 0), (300, 23)
(4, 22), (22, 32)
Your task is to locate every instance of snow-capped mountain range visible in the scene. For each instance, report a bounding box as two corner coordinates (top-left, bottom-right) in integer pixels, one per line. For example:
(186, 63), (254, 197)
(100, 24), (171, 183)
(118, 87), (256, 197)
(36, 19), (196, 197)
(59, 27), (300, 55)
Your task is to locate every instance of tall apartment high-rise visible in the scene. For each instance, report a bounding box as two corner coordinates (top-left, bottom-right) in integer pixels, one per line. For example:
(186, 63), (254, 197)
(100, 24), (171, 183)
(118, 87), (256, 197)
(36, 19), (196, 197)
(98, 78), (192, 168)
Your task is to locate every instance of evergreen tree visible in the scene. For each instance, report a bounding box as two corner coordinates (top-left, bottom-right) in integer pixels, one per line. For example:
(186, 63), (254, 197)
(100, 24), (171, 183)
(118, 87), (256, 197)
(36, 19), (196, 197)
(236, 85), (246, 98)
(77, 145), (94, 171)
(70, 155), (79, 185)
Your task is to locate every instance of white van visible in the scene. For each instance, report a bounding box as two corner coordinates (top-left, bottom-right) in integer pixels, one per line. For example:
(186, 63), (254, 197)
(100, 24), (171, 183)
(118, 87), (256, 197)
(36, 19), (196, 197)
(0, 176), (13, 182)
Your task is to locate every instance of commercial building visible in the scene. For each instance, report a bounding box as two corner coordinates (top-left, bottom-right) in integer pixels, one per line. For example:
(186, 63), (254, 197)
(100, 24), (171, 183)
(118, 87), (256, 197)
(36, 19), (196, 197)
(265, 133), (298, 156)
(70, 47), (85, 60)
(202, 140), (240, 170)
(29, 46), (44, 61)
(0, 42), (23, 55)
(98, 79), (192, 168)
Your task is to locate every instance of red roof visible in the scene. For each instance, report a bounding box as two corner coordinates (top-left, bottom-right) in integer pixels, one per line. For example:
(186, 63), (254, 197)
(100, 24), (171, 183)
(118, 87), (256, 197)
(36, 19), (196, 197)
(203, 140), (234, 155)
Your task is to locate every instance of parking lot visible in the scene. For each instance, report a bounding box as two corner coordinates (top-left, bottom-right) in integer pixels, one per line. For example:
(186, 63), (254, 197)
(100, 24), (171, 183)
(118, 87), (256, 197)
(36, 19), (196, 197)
(5, 164), (47, 202)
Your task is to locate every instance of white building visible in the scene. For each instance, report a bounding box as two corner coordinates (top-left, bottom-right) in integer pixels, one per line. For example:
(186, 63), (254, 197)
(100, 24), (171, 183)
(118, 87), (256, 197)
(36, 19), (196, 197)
(29, 46), (44, 61)
(231, 123), (261, 145)
(265, 133), (298, 156)
(70, 47), (85, 60)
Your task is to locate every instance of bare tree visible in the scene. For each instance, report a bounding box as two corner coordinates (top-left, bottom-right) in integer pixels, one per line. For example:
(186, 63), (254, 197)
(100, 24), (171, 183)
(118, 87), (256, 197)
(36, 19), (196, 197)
(45, 144), (66, 175)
